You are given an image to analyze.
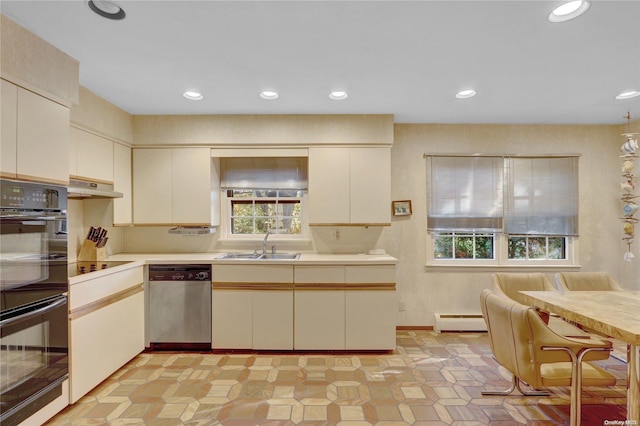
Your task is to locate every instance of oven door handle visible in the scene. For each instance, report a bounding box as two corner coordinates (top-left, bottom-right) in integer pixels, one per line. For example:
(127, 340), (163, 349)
(0, 295), (67, 328)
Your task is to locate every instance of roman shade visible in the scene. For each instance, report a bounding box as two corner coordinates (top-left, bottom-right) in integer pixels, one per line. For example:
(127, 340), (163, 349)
(504, 157), (578, 236)
(427, 156), (503, 232)
(220, 157), (308, 190)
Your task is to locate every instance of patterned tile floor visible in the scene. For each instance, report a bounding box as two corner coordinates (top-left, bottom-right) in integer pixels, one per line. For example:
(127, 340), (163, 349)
(47, 330), (630, 425)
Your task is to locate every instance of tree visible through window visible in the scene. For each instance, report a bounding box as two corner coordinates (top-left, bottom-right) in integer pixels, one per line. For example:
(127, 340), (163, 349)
(228, 189), (302, 235)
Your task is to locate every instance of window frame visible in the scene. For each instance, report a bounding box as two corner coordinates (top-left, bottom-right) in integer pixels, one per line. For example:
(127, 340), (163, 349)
(426, 154), (580, 268)
(220, 189), (310, 241)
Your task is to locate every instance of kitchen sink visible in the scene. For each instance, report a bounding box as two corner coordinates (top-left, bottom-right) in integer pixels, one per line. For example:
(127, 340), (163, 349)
(215, 252), (300, 260)
(257, 253), (300, 260)
(215, 252), (261, 259)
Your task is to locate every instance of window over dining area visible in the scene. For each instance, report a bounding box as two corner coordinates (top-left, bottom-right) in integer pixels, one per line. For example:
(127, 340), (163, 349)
(426, 155), (579, 266)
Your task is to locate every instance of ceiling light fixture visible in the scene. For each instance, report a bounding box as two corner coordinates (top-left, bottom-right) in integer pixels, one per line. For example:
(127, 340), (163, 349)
(260, 91), (279, 100)
(455, 89), (477, 99)
(615, 90), (640, 100)
(548, 1), (590, 23)
(87, 0), (126, 20)
(182, 91), (203, 101)
(329, 91), (348, 101)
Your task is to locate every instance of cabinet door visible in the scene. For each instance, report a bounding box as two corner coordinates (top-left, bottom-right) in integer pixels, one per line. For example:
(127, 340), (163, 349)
(308, 147), (350, 224)
(16, 88), (69, 185)
(113, 143), (132, 225)
(111, 291), (144, 368)
(1, 79), (18, 178)
(294, 266), (345, 350)
(133, 148), (172, 224)
(345, 265), (396, 350)
(70, 304), (115, 403)
(74, 128), (114, 183)
(172, 148), (212, 225)
(253, 288), (293, 350)
(350, 148), (391, 224)
(212, 289), (253, 349)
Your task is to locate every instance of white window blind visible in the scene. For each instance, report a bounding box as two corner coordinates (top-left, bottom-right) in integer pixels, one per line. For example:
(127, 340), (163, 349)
(504, 156), (578, 236)
(427, 156), (503, 231)
(221, 157), (308, 190)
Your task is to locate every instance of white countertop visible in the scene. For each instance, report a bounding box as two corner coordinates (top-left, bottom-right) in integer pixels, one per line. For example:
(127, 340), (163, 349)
(106, 252), (398, 265)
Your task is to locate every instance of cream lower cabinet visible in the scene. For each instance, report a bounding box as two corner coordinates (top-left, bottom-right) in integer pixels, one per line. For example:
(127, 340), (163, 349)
(212, 264), (293, 350)
(294, 266), (346, 350)
(69, 266), (144, 403)
(345, 265), (396, 350)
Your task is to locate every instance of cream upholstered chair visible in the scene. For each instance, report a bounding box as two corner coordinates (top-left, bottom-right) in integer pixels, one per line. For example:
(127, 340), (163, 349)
(491, 273), (594, 341)
(555, 271), (625, 292)
(480, 288), (616, 426)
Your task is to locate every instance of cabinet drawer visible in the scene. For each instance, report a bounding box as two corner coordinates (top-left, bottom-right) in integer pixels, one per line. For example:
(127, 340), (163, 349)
(213, 264), (293, 283)
(70, 266), (143, 310)
(345, 265), (395, 284)
(294, 265), (345, 284)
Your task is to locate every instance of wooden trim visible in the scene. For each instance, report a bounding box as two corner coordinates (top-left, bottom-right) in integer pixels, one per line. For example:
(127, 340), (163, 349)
(212, 282), (293, 291)
(16, 174), (68, 186)
(69, 175), (113, 185)
(69, 284), (143, 320)
(295, 283), (346, 291)
(396, 326), (434, 330)
(133, 223), (212, 227)
(309, 223), (391, 227)
(1, 172), (17, 179)
(345, 282), (396, 291)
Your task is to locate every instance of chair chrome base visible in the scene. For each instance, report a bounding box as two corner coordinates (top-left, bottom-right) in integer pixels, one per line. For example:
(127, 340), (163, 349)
(481, 374), (550, 396)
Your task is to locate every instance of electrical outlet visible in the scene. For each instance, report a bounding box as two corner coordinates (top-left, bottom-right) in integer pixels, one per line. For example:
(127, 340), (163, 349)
(331, 229), (340, 240)
(398, 301), (406, 311)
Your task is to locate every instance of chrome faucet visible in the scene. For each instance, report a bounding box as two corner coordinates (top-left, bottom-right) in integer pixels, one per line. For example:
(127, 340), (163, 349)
(263, 227), (272, 255)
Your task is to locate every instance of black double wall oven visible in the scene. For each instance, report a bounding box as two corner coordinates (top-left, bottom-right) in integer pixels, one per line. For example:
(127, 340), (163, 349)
(0, 179), (68, 426)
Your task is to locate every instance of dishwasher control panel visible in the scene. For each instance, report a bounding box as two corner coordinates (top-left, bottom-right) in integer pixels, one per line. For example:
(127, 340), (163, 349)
(148, 264), (211, 281)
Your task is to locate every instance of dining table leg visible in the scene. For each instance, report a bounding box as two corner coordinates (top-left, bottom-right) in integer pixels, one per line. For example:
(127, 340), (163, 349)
(629, 343), (639, 423)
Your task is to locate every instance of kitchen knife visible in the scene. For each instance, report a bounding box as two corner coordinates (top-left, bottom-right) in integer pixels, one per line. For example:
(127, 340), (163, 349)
(86, 226), (95, 240)
(93, 227), (102, 242)
(97, 237), (108, 248)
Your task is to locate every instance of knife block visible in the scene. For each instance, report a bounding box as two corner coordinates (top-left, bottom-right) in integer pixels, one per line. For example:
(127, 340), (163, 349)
(78, 239), (106, 261)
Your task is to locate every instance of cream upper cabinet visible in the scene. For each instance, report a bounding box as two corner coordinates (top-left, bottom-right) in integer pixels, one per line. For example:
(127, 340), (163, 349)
(308, 147), (391, 225)
(113, 143), (132, 225)
(133, 147), (214, 225)
(133, 148), (172, 224)
(1, 81), (69, 185)
(1, 79), (18, 178)
(70, 126), (114, 183)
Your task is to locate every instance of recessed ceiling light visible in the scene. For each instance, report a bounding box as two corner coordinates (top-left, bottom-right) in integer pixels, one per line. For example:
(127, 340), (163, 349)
(455, 89), (477, 99)
(329, 91), (348, 101)
(87, 0), (126, 20)
(615, 90), (640, 100)
(548, 1), (590, 23)
(182, 91), (203, 101)
(260, 91), (279, 100)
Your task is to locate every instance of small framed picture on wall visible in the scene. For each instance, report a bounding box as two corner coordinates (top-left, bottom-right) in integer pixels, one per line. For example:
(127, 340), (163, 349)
(392, 200), (412, 216)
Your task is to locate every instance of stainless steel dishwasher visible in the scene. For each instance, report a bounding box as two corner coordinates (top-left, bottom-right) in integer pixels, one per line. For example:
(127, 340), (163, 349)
(148, 264), (211, 351)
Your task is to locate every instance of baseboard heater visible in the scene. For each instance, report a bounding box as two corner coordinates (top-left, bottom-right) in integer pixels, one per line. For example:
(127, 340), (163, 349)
(433, 313), (487, 333)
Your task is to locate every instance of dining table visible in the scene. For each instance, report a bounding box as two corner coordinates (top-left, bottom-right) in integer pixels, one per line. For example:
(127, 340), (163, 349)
(519, 290), (640, 424)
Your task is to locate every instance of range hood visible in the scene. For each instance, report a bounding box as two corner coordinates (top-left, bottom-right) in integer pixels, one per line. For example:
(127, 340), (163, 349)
(68, 178), (123, 199)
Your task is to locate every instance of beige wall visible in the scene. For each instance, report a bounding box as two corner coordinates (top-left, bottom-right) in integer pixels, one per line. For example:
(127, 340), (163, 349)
(133, 114), (394, 146)
(0, 14), (79, 105)
(378, 122), (640, 326)
(70, 87), (134, 144)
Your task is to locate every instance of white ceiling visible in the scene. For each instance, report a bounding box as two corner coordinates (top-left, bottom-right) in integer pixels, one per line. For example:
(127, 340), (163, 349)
(2, 1), (639, 124)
